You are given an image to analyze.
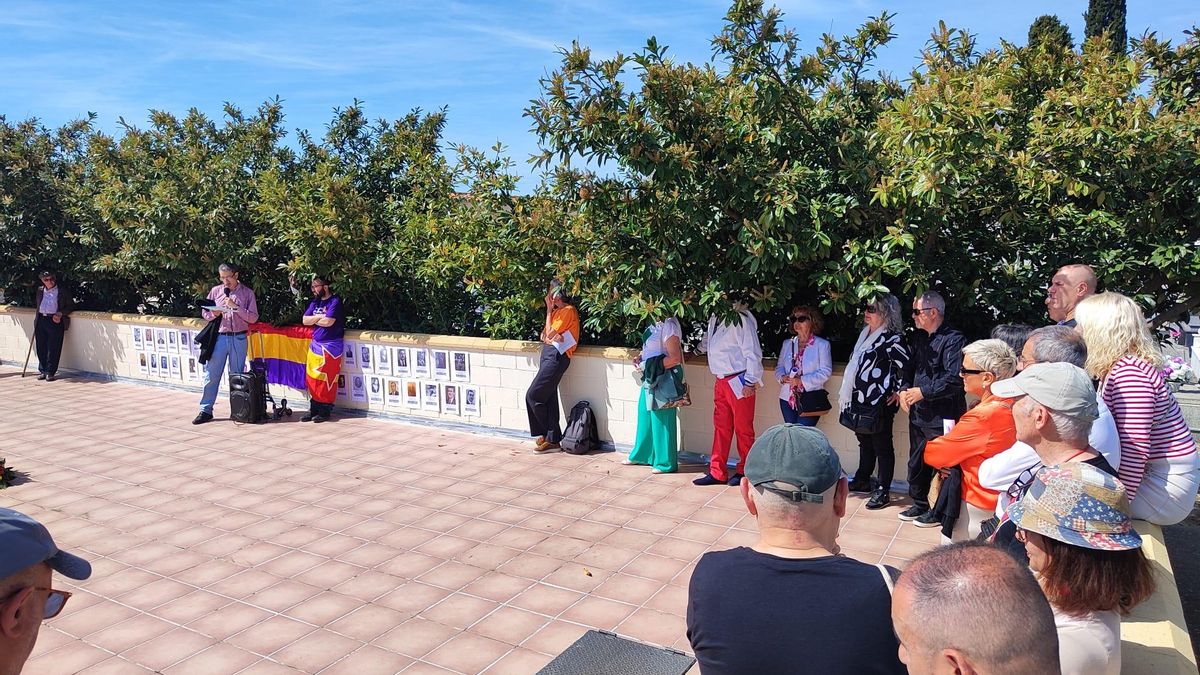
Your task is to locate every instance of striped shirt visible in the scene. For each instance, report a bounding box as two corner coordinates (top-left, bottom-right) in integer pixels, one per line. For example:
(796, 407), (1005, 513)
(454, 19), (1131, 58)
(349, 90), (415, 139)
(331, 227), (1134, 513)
(1101, 355), (1197, 499)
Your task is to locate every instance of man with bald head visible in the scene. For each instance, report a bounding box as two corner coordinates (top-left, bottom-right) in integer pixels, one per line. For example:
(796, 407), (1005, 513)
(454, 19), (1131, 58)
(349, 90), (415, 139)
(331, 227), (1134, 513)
(0, 508), (91, 675)
(1045, 264), (1097, 327)
(892, 541), (1060, 675)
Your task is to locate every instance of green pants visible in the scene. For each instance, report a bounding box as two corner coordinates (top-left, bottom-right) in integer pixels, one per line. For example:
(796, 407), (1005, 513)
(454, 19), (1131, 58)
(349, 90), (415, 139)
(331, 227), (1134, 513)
(627, 387), (679, 472)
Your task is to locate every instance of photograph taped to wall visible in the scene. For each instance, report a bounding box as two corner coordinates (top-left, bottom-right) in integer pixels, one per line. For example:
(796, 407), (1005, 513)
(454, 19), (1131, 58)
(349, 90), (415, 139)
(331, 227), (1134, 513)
(337, 373), (347, 398)
(154, 328), (167, 353)
(350, 374), (367, 402)
(169, 355), (182, 379)
(367, 375), (384, 405)
(385, 377), (403, 408)
(132, 326), (143, 349)
(167, 330), (179, 354)
(375, 344), (392, 377)
(358, 343), (373, 374)
(137, 351), (149, 375)
(422, 381), (440, 412)
(463, 386), (481, 416)
(441, 383), (460, 415)
(451, 351), (470, 382)
(344, 341), (356, 368)
(186, 356), (200, 382)
(148, 352), (159, 376)
(180, 330), (191, 353)
(158, 354), (170, 379)
(404, 379), (420, 408)
(394, 346), (410, 376)
(413, 348), (430, 378)
(432, 349), (450, 381)
(190, 330), (201, 356)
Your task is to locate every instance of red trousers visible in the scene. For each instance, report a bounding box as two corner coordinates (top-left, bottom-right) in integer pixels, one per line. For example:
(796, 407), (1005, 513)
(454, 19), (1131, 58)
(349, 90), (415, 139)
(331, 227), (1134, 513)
(710, 375), (757, 480)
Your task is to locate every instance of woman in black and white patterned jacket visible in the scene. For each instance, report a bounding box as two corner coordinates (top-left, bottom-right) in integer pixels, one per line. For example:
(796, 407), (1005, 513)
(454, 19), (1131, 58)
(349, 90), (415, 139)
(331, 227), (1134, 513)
(839, 293), (910, 510)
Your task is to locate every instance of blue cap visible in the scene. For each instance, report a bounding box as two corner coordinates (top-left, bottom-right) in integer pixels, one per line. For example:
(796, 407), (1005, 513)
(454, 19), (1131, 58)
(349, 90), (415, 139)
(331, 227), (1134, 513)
(0, 508), (92, 580)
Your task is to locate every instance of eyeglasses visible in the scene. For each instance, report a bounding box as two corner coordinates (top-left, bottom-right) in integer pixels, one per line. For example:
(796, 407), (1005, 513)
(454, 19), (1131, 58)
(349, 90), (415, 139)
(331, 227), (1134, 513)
(860, 305), (877, 314)
(9, 587), (73, 619)
(911, 307), (935, 316)
(1006, 464), (1042, 502)
(791, 315), (810, 323)
(960, 368), (986, 376)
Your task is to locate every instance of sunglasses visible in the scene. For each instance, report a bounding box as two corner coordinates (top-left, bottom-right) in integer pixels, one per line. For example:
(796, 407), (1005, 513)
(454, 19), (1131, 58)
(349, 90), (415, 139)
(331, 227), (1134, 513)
(791, 315), (810, 323)
(960, 368), (986, 376)
(860, 305), (877, 314)
(911, 307), (934, 316)
(11, 587), (73, 619)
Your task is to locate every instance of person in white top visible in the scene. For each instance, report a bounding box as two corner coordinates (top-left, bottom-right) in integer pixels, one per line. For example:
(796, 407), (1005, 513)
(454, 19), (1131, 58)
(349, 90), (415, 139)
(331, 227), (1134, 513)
(624, 318), (686, 473)
(1008, 463), (1155, 675)
(774, 305), (833, 427)
(694, 302), (764, 486)
(979, 325), (1121, 517)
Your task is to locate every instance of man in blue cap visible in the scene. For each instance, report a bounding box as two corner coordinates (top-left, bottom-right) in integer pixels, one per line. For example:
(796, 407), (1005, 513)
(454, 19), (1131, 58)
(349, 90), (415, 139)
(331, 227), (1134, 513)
(0, 508), (91, 675)
(685, 424), (905, 674)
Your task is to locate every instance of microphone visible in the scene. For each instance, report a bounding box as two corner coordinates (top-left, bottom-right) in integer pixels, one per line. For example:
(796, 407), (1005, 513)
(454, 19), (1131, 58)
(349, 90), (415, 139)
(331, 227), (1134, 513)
(224, 288), (232, 297)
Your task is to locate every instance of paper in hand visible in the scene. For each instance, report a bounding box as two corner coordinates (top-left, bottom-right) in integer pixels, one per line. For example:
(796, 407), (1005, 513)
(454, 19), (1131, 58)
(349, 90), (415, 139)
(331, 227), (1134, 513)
(728, 375), (748, 399)
(202, 305), (232, 313)
(554, 331), (577, 354)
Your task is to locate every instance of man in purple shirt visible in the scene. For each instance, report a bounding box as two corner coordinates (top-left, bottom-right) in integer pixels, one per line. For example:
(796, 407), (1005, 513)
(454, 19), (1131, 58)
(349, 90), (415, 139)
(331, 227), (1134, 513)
(193, 262), (259, 424)
(301, 274), (345, 423)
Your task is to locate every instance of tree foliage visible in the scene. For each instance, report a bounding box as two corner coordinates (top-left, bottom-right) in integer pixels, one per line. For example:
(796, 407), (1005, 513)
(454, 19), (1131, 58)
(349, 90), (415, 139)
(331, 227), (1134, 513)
(1085, 0), (1128, 55)
(1028, 15), (1073, 52)
(2, 1), (1197, 346)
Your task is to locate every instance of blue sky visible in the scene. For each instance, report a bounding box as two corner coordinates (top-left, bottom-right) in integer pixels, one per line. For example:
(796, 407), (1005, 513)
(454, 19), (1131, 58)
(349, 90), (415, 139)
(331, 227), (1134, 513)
(3, 1), (1196, 188)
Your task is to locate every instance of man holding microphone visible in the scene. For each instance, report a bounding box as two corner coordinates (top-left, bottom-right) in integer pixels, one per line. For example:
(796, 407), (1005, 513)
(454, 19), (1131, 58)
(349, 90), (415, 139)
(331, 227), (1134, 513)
(193, 263), (259, 424)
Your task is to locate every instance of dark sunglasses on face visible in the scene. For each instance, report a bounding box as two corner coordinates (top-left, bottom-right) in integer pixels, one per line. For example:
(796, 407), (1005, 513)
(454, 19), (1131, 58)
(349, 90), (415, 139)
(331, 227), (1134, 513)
(791, 315), (810, 323)
(10, 587), (72, 619)
(912, 307), (934, 316)
(960, 367), (986, 376)
(860, 305), (877, 314)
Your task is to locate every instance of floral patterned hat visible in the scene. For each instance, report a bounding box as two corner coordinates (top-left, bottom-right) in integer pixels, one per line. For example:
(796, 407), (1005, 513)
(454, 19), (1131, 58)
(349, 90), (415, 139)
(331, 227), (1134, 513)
(1006, 463), (1142, 551)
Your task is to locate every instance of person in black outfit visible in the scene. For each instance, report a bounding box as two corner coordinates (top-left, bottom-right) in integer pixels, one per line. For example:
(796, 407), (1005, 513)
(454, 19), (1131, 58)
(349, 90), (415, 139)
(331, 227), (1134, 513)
(32, 271), (74, 381)
(898, 291), (966, 526)
(840, 294), (910, 510)
(687, 425), (906, 675)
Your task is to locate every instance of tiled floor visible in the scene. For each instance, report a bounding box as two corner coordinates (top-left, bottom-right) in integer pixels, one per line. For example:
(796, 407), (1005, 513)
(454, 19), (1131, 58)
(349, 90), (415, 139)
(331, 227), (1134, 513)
(0, 366), (939, 674)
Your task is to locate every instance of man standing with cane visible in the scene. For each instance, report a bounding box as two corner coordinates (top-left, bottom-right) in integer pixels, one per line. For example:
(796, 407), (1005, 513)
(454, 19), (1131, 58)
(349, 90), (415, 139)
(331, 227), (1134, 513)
(32, 271), (74, 381)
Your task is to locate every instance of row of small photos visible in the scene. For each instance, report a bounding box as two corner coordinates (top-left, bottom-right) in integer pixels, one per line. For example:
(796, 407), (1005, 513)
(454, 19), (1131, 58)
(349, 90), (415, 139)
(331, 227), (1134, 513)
(346, 342), (471, 382)
(131, 326), (203, 383)
(343, 374), (481, 417)
(128, 325), (482, 416)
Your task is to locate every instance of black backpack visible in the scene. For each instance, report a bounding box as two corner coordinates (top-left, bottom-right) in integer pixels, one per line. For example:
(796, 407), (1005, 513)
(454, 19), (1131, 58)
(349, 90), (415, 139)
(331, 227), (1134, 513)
(561, 400), (600, 455)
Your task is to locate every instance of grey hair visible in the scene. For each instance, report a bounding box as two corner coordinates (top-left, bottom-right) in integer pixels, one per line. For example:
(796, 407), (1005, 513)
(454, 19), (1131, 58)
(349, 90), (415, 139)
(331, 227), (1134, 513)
(963, 339), (1017, 380)
(917, 290), (946, 314)
(898, 542), (1059, 675)
(1028, 325), (1087, 369)
(1014, 394), (1094, 444)
(218, 262), (240, 275)
(869, 294), (904, 333)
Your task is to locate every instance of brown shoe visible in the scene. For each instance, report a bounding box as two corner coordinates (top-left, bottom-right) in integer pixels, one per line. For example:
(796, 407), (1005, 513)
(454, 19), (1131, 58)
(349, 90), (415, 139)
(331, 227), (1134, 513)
(535, 441), (561, 453)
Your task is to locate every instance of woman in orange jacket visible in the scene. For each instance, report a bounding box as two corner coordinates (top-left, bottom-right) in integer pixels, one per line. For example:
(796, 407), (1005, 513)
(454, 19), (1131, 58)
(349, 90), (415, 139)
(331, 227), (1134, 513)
(924, 338), (1018, 542)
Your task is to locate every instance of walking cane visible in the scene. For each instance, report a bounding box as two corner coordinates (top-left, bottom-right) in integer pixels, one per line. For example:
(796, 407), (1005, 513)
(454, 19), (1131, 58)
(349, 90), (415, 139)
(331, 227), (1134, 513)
(21, 325), (35, 377)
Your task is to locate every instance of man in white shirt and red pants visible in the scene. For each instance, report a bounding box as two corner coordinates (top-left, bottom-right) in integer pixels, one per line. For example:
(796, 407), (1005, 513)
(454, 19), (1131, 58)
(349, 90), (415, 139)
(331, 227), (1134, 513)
(694, 302), (764, 486)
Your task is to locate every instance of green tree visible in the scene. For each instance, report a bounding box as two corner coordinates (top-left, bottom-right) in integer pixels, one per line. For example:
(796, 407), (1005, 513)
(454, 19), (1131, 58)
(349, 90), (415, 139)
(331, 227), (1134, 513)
(1028, 14), (1073, 52)
(1084, 0), (1127, 55)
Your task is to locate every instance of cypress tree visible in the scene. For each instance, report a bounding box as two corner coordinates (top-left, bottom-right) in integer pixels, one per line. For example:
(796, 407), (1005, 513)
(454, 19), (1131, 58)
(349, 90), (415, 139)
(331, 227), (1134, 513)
(1084, 0), (1127, 54)
(1028, 15), (1073, 51)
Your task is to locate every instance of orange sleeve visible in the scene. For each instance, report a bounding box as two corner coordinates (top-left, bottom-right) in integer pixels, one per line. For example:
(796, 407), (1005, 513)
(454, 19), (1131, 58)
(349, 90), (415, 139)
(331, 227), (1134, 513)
(551, 306), (580, 357)
(924, 409), (992, 470)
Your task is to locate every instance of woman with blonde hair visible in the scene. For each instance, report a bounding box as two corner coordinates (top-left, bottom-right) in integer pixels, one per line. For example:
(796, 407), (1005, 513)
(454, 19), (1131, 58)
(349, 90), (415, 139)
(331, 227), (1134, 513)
(1074, 292), (1199, 525)
(923, 339), (1018, 541)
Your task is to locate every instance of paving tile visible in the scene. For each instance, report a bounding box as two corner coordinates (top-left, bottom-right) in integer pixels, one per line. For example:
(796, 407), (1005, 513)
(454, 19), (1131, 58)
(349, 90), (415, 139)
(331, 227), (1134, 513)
(0, 369), (941, 675)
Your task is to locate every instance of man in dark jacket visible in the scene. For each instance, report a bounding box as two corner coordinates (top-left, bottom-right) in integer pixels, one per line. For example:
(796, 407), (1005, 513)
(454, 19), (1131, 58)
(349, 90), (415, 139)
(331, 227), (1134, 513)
(898, 291), (966, 526)
(33, 271), (74, 381)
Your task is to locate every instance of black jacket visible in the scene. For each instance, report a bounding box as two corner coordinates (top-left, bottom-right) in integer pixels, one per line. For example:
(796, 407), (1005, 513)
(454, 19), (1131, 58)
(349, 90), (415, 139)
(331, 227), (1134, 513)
(195, 318), (223, 364)
(34, 284), (75, 330)
(906, 324), (967, 427)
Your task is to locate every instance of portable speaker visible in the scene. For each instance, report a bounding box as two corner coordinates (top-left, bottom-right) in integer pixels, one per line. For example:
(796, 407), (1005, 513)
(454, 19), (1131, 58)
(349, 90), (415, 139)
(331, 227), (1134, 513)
(229, 371), (267, 423)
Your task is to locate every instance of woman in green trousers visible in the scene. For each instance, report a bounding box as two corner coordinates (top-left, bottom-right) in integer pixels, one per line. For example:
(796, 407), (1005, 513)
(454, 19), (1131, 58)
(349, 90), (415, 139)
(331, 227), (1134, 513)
(623, 317), (685, 473)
